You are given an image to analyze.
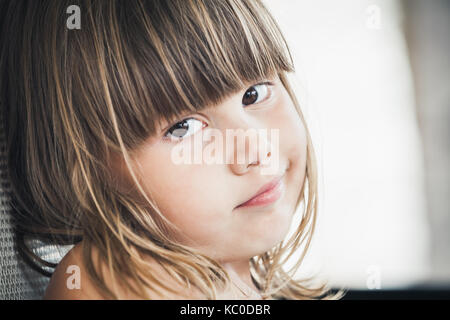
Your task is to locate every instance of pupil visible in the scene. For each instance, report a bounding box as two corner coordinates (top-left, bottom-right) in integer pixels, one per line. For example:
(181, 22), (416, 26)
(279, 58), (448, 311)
(243, 87), (258, 105)
(171, 121), (188, 137)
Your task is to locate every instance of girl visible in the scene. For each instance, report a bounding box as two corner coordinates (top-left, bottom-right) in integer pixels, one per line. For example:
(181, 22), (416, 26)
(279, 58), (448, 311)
(0, 0), (341, 300)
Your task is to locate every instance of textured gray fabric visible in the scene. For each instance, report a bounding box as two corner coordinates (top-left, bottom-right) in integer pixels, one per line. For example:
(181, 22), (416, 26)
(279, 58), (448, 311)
(0, 112), (72, 300)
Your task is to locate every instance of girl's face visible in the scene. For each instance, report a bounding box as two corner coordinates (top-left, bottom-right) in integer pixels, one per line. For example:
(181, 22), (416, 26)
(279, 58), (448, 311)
(115, 75), (308, 262)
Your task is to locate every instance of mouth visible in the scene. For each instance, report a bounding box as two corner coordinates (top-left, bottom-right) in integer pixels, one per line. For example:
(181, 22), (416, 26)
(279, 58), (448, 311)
(235, 173), (286, 209)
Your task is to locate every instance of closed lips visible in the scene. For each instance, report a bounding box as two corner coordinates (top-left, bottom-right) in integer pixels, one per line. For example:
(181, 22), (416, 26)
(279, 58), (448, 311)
(236, 175), (284, 208)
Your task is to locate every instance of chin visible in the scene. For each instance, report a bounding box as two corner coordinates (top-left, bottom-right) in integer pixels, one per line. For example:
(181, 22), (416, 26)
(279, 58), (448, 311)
(254, 217), (293, 255)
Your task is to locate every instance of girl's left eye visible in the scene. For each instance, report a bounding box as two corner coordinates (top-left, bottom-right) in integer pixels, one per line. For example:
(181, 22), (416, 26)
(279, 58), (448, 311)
(242, 83), (272, 106)
(163, 117), (206, 141)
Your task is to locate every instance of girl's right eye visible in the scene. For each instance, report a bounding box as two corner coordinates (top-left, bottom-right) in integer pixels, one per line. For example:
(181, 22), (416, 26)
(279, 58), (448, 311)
(163, 118), (207, 141)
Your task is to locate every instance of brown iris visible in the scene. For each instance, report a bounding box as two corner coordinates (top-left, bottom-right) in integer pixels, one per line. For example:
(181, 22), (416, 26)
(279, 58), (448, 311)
(242, 86), (258, 105)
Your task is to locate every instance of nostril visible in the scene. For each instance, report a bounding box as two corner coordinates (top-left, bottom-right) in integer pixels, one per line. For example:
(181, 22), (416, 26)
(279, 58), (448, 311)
(247, 160), (259, 168)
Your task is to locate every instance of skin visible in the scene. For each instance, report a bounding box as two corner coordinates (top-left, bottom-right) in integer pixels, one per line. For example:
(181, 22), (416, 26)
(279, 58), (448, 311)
(121, 75), (308, 294)
(44, 74), (308, 299)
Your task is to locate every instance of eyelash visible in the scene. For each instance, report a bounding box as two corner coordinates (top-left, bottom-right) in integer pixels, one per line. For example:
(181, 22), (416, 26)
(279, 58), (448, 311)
(162, 117), (207, 142)
(162, 81), (274, 143)
(242, 81), (274, 106)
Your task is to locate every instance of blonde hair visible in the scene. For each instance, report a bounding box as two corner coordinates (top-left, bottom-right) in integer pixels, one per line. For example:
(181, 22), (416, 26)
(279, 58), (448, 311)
(0, 0), (342, 299)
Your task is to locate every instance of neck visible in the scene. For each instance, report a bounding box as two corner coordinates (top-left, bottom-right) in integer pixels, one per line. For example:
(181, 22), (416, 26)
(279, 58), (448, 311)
(222, 260), (261, 298)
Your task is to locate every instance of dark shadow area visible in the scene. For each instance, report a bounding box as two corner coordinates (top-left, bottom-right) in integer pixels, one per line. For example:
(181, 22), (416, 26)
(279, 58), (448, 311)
(335, 283), (450, 300)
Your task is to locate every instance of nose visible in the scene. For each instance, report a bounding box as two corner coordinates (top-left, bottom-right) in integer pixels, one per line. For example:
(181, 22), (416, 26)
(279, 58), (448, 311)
(227, 127), (273, 176)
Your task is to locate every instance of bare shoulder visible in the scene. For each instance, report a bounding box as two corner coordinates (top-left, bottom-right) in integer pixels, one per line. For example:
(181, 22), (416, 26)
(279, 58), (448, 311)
(43, 241), (106, 300)
(43, 240), (207, 300)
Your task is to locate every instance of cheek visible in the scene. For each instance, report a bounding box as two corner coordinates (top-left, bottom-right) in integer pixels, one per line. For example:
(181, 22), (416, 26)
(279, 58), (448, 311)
(273, 89), (309, 204)
(135, 156), (229, 243)
(270, 87), (308, 163)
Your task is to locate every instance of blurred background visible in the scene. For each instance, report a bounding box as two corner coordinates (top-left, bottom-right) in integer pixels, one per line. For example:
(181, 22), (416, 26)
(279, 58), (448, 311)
(266, 0), (450, 294)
